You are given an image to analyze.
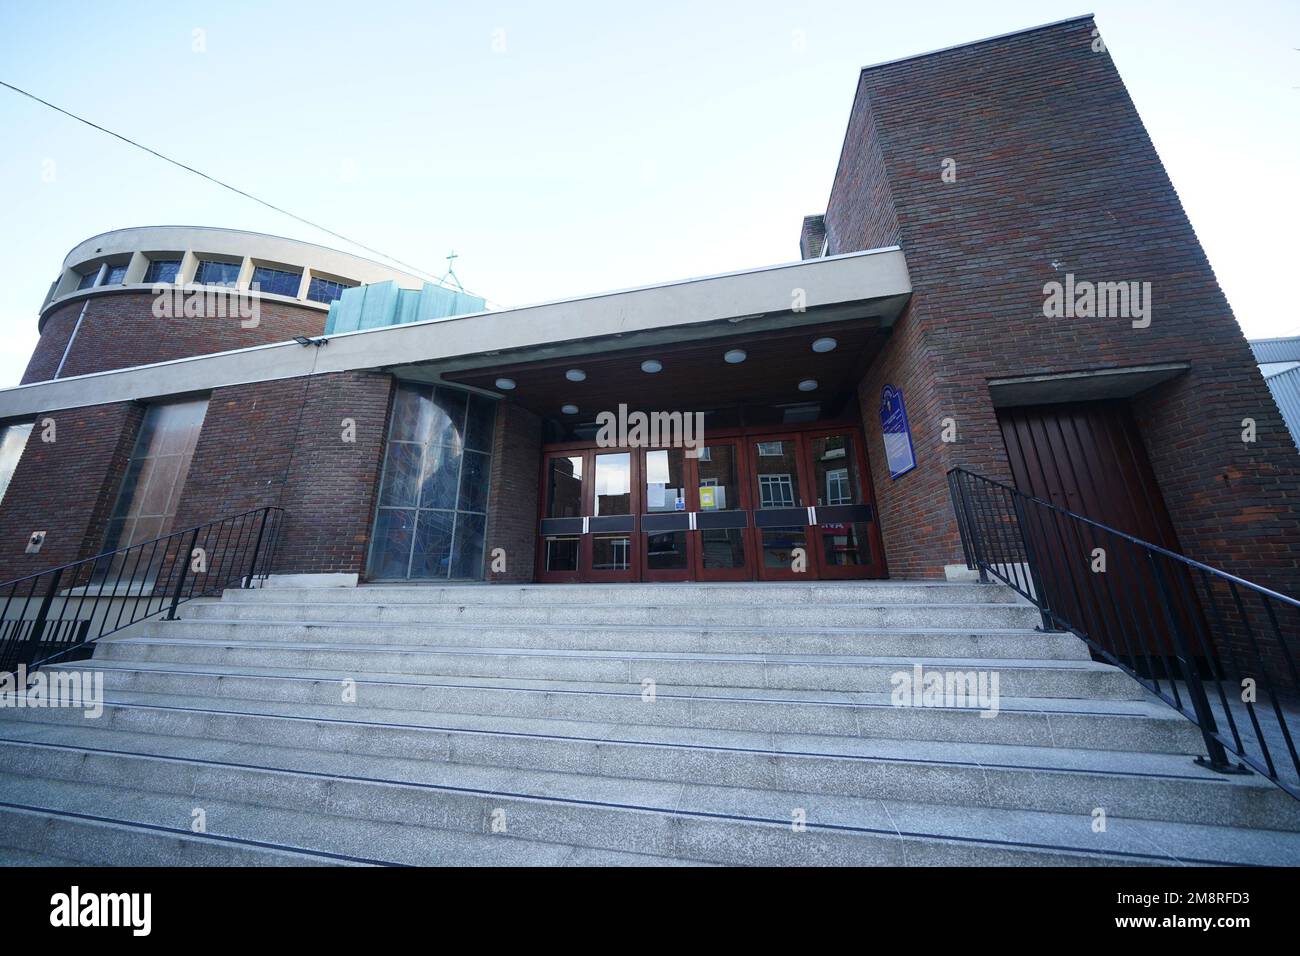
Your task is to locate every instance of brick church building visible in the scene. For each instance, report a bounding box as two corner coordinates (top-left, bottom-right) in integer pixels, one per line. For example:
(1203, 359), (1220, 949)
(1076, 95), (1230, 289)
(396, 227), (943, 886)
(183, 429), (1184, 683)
(0, 14), (1295, 600)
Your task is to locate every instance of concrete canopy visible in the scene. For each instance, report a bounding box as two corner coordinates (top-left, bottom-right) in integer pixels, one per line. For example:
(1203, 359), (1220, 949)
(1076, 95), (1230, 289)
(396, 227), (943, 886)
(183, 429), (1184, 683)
(0, 245), (910, 419)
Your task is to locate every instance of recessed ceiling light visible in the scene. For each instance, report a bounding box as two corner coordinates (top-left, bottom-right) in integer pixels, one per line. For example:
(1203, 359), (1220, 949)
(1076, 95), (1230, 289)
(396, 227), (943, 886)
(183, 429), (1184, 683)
(798, 379), (818, 392)
(561, 404), (579, 415)
(565, 369), (586, 382)
(495, 378), (516, 391)
(724, 349), (747, 364)
(641, 360), (662, 373)
(812, 337), (838, 353)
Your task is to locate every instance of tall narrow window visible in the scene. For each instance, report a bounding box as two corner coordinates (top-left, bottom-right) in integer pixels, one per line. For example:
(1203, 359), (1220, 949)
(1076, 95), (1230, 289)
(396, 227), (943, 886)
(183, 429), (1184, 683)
(0, 423), (33, 506)
(368, 383), (497, 580)
(103, 399), (208, 555)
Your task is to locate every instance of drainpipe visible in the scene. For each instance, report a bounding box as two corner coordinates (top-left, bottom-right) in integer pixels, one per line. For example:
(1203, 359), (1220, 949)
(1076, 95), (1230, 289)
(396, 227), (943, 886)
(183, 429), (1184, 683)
(52, 263), (105, 379)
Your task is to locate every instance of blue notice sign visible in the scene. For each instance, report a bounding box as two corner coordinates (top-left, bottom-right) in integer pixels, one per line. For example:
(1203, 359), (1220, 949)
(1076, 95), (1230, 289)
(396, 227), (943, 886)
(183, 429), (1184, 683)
(879, 384), (916, 479)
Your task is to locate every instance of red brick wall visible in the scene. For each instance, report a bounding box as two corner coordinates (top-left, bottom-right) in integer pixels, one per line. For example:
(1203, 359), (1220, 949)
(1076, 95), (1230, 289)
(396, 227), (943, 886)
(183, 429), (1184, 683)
(0, 373), (531, 585)
(176, 380), (536, 581)
(830, 16), (1300, 595)
(857, 299), (953, 579)
(0, 402), (143, 582)
(171, 371), (394, 577)
(823, 81), (900, 256)
(278, 372), (393, 577)
(485, 402), (542, 582)
(23, 292), (327, 384)
(0, 370), (398, 583)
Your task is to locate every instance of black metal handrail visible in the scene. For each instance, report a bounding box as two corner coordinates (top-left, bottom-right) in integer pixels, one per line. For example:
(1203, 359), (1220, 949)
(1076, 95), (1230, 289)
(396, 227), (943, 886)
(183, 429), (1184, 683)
(948, 467), (1300, 799)
(0, 507), (283, 675)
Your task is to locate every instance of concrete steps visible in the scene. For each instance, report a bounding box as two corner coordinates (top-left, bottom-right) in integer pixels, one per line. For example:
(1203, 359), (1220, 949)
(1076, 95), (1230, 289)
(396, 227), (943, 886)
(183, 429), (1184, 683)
(0, 580), (1295, 866)
(1, 676), (1195, 750)
(218, 582), (1018, 606)
(0, 734), (1296, 866)
(182, 600), (1044, 629)
(0, 802), (363, 866)
(135, 618), (1088, 658)
(0, 699), (1292, 831)
(85, 642), (1137, 698)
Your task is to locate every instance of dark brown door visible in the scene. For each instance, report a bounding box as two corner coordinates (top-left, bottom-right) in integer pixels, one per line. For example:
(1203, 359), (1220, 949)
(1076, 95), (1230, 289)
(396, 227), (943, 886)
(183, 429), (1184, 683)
(998, 400), (1180, 548)
(997, 400), (1187, 664)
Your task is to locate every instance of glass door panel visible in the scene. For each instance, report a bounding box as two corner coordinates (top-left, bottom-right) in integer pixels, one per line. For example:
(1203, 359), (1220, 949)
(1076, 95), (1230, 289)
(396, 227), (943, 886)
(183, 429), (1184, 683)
(694, 441), (749, 580)
(593, 452), (631, 515)
(751, 436), (815, 580)
(643, 448), (690, 580)
(547, 455), (584, 517)
(591, 534), (632, 571)
(587, 451), (636, 580)
(539, 454), (584, 580)
(806, 431), (884, 579)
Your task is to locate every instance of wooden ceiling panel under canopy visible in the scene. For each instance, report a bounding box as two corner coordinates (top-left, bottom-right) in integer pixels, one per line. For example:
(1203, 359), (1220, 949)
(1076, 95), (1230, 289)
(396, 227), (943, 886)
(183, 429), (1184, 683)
(443, 320), (889, 420)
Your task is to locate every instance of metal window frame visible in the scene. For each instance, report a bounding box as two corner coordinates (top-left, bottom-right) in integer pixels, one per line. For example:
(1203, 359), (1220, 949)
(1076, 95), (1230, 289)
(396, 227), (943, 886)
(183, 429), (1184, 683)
(250, 265), (304, 298)
(143, 258), (183, 284)
(368, 382), (496, 581)
(193, 258), (241, 288)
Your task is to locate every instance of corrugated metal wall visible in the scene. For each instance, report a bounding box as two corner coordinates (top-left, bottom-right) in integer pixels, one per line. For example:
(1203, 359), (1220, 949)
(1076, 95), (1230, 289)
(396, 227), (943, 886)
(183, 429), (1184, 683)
(1263, 365), (1300, 453)
(1250, 337), (1300, 365)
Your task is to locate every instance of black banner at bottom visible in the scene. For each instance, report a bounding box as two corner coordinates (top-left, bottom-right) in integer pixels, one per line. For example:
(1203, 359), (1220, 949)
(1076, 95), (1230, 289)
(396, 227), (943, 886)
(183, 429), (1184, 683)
(0, 865), (1288, 941)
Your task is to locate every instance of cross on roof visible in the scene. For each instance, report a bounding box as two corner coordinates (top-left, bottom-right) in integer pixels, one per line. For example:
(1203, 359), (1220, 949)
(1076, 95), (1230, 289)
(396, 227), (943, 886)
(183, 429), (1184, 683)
(438, 250), (465, 292)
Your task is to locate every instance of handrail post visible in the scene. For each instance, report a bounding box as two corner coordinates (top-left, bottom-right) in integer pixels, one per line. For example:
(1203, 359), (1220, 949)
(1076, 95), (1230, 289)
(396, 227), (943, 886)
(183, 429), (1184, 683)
(1148, 553), (1238, 773)
(166, 528), (200, 621)
(244, 509), (270, 589)
(954, 471), (988, 582)
(20, 567), (62, 669)
(947, 471), (975, 571)
(1011, 493), (1052, 631)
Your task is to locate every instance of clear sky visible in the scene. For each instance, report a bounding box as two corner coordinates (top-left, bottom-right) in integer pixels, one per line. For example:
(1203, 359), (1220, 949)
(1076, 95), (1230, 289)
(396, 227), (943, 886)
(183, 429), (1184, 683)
(0, 0), (1296, 387)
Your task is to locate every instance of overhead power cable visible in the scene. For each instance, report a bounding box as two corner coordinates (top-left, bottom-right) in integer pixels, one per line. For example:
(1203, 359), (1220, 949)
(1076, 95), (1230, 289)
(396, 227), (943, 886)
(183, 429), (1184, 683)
(0, 78), (496, 306)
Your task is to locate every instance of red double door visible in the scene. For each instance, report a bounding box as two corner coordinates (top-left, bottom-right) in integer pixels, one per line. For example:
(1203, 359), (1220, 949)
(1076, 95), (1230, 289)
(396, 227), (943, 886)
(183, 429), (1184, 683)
(537, 427), (886, 583)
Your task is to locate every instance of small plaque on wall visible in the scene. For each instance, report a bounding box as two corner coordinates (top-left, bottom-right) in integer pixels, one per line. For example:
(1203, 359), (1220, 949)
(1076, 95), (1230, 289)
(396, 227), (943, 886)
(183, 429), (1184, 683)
(879, 384), (917, 480)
